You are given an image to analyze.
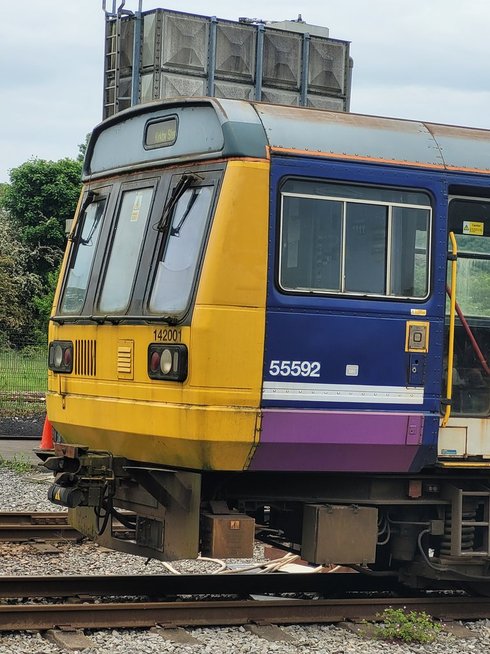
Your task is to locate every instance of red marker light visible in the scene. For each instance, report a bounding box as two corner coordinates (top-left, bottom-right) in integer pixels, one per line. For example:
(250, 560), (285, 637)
(63, 347), (72, 368)
(150, 351), (161, 373)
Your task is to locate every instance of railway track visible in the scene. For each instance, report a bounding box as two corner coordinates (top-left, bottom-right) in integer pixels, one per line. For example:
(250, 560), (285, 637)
(0, 571), (404, 598)
(0, 514), (487, 634)
(0, 511), (81, 542)
(0, 572), (483, 631)
(0, 586), (487, 631)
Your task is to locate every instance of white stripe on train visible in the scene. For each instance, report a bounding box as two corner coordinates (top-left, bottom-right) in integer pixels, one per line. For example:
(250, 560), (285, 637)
(262, 381), (424, 405)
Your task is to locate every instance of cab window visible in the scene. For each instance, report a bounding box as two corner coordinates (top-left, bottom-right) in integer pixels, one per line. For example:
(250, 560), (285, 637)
(149, 185), (213, 315)
(98, 186), (154, 313)
(59, 198), (106, 314)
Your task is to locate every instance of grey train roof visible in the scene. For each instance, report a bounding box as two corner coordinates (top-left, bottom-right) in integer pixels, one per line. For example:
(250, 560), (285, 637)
(84, 97), (490, 178)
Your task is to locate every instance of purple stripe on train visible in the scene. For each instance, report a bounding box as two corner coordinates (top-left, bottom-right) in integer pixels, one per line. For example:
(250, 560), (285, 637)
(248, 410), (425, 473)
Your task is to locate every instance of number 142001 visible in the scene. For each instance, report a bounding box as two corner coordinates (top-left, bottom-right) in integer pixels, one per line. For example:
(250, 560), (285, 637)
(152, 328), (181, 342)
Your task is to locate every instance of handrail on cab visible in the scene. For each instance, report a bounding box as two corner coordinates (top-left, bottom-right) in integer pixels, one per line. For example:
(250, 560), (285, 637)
(442, 231), (458, 428)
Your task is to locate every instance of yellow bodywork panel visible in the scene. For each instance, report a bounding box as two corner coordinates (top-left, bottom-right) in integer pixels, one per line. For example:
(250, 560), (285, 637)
(47, 160), (269, 471)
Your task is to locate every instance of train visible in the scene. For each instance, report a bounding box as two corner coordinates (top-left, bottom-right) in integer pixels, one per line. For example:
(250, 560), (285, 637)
(40, 97), (490, 590)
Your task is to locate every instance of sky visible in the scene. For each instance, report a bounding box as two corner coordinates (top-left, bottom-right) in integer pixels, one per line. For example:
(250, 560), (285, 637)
(1, 0), (490, 183)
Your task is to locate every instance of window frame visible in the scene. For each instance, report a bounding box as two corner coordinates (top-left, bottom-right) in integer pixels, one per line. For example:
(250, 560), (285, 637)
(278, 181), (433, 301)
(145, 169), (221, 321)
(143, 115), (179, 151)
(57, 185), (113, 317)
(445, 194), (490, 320)
(95, 177), (159, 315)
(52, 165), (224, 324)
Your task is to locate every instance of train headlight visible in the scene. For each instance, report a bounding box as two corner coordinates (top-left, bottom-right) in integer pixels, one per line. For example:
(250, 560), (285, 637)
(160, 348), (173, 374)
(147, 343), (187, 382)
(53, 345), (63, 368)
(48, 341), (73, 373)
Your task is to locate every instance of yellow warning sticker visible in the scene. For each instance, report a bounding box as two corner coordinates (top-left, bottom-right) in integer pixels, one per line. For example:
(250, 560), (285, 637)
(463, 220), (484, 236)
(130, 193), (143, 222)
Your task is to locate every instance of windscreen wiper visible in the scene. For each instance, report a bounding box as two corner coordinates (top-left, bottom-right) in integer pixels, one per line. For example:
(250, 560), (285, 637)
(51, 314), (180, 325)
(170, 189), (199, 236)
(155, 173), (202, 232)
(80, 209), (103, 246)
(68, 190), (97, 243)
(66, 191), (99, 270)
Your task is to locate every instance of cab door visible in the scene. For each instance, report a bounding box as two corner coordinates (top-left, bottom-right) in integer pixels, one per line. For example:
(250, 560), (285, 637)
(439, 195), (490, 458)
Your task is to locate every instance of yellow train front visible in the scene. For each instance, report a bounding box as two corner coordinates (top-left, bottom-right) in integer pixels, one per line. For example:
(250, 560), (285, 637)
(46, 99), (270, 559)
(44, 98), (490, 589)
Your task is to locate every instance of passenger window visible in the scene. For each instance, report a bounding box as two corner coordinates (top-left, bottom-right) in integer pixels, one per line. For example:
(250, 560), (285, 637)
(279, 180), (431, 300)
(99, 187), (154, 313)
(60, 199), (106, 314)
(344, 202), (387, 294)
(149, 186), (213, 315)
(391, 207), (429, 297)
(281, 196), (341, 290)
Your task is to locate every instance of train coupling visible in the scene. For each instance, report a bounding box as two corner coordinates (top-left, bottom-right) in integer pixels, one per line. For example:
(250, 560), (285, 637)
(38, 442), (202, 560)
(39, 442), (115, 510)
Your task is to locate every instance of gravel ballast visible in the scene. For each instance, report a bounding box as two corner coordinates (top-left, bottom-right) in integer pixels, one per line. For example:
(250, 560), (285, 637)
(0, 466), (489, 653)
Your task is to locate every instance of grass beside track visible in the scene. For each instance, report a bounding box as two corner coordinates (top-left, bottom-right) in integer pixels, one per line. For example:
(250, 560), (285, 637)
(0, 348), (47, 417)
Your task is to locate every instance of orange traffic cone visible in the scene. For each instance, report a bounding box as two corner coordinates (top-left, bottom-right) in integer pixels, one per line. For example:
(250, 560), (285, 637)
(40, 416), (54, 450)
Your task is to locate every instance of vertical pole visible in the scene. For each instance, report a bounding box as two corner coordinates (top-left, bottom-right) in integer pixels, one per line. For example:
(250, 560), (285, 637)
(300, 32), (310, 106)
(102, 13), (114, 119)
(345, 56), (354, 111)
(442, 232), (458, 428)
(131, 0), (143, 106)
(207, 16), (218, 97)
(114, 14), (122, 113)
(254, 24), (264, 101)
(152, 9), (163, 101)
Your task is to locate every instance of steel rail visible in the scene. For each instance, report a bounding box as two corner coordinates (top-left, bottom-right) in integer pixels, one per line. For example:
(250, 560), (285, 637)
(0, 512), (68, 525)
(0, 596), (490, 631)
(0, 511), (81, 542)
(0, 572), (405, 599)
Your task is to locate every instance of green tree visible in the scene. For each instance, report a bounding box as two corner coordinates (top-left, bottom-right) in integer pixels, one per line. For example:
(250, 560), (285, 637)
(33, 269), (60, 331)
(0, 209), (42, 346)
(77, 134), (91, 162)
(0, 157), (82, 346)
(1, 158), (82, 280)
